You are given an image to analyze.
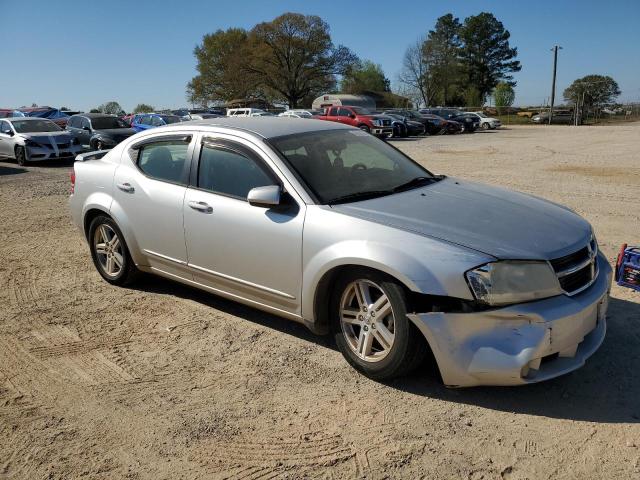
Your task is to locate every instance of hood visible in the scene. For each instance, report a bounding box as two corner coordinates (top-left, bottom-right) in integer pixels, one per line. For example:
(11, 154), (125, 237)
(94, 128), (136, 139)
(20, 132), (73, 143)
(331, 177), (591, 260)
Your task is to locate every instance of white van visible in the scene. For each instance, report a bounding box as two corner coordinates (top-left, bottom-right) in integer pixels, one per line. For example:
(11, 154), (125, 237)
(226, 108), (265, 117)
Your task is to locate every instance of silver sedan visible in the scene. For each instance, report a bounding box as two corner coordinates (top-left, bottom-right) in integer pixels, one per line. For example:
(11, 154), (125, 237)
(0, 117), (83, 165)
(68, 118), (611, 387)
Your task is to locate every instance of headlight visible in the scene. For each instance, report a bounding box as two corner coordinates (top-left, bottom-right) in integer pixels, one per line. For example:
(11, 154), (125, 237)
(24, 139), (40, 147)
(371, 119), (382, 127)
(465, 261), (562, 306)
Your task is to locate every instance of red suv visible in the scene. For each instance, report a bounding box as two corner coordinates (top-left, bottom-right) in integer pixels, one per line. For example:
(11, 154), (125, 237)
(317, 106), (394, 138)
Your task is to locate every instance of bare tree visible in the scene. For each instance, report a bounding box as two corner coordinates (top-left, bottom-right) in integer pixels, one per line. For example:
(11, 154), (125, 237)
(398, 37), (431, 107)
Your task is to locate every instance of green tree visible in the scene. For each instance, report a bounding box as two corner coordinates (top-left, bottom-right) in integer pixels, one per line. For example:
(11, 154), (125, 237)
(341, 60), (390, 93)
(98, 101), (123, 115)
(493, 82), (515, 113)
(89, 108), (101, 113)
(247, 13), (357, 107)
(423, 14), (464, 106)
(563, 74), (620, 108)
(187, 28), (257, 106)
(133, 103), (155, 113)
(458, 12), (521, 103)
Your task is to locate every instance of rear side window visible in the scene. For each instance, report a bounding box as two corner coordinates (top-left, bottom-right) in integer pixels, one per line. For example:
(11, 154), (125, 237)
(198, 143), (274, 199)
(137, 139), (191, 185)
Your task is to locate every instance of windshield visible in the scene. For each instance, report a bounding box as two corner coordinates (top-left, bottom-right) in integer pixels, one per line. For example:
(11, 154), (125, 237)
(160, 115), (182, 124)
(270, 129), (434, 204)
(12, 119), (61, 133)
(350, 107), (373, 115)
(475, 112), (487, 118)
(91, 117), (129, 129)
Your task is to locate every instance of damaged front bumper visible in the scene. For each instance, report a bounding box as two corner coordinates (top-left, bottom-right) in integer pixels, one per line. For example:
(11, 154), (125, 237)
(409, 253), (612, 387)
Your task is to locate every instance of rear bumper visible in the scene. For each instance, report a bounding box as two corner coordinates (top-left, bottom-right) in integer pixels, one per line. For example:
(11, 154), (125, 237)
(409, 253), (612, 387)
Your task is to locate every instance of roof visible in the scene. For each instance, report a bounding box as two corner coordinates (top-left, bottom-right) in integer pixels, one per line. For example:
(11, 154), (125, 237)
(172, 117), (349, 139)
(72, 113), (115, 118)
(5, 117), (48, 121)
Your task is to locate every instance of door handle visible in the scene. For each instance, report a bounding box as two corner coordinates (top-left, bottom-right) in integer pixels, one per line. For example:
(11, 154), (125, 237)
(116, 182), (135, 193)
(188, 201), (213, 213)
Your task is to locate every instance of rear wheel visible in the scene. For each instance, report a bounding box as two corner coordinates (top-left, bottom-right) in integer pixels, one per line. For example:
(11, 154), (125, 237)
(88, 215), (138, 286)
(15, 146), (26, 166)
(331, 270), (426, 380)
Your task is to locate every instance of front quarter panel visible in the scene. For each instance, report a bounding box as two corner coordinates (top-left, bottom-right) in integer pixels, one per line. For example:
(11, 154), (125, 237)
(301, 205), (493, 322)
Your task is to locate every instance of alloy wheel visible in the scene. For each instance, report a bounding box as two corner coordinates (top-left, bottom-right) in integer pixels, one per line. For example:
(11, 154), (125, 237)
(340, 280), (396, 362)
(93, 224), (124, 277)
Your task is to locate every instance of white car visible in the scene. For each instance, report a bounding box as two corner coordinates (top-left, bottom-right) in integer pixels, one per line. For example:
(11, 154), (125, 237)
(466, 112), (502, 130)
(279, 110), (314, 119)
(227, 108), (272, 117)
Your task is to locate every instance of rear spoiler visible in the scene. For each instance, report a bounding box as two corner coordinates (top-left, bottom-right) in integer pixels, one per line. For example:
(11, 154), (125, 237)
(74, 150), (109, 162)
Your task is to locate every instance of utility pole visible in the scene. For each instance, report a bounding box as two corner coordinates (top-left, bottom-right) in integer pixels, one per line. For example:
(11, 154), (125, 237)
(549, 45), (562, 125)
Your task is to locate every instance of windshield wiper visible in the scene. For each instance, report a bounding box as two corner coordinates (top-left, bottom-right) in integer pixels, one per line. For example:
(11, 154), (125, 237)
(392, 176), (439, 193)
(328, 190), (394, 205)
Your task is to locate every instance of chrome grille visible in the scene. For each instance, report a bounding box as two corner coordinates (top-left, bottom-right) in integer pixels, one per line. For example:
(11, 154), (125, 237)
(550, 237), (598, 295)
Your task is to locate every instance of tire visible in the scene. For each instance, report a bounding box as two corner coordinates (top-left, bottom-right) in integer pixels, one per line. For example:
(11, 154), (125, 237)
(481, 122), (490, 130)
(88, 215), (138, 286)
(15, 146), (27, 166)
(358, 125), (370, 133)
(330, 269), (426, 380)
(91, 139), (104, 151)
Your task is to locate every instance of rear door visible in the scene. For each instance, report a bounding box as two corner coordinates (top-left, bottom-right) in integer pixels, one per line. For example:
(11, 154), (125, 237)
(112, 132), (195, 278)
(183, 135), (304, 316)
(0, 120), (12, 157)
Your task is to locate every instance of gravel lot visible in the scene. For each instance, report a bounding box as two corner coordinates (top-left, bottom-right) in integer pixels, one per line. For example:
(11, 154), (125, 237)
(1, 124), (639, 479)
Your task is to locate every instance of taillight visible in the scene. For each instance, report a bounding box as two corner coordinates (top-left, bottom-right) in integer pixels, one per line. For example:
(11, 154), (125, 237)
(70, 169), (76, 194)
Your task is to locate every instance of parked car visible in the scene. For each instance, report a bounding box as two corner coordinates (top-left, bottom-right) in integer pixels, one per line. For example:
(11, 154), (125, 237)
(0, 117), (82, 165)
(421, 108), (479, 133)
(383, 113), (426, 137)
(227, 108), (266, 117)
(383, 109), (446, 135)
(69, 117), (611, 387)
(316, 105), (393, 138)
(465, 111), (502, 130)
(532, 110), (574, 124)
(66, 113), (136, 150)
(131, 113), (183, 132)
(279, 110), (314, 119)
(251, 111), (275, 117)
(18, 107), (70, 128)
(0, 109), (26, 118)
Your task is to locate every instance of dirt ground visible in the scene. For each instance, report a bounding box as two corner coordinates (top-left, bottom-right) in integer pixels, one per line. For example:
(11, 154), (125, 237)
(1, 124), (639, 480)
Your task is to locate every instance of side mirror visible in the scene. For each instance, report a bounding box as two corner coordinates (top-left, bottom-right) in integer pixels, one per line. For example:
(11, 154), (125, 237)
(247, 185), (281, 208)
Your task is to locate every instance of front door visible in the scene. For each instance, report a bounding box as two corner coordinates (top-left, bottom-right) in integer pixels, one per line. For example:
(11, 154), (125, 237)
(112, 133), (195, 277)
(183, 137), (304, 316)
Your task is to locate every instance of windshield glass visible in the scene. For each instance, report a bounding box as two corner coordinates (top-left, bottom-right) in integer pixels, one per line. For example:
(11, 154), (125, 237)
(91, 117), (129, 129)
(270, 129), (434, 204)
(12, 119), (61, 133)
(160, 115), (182, 124)
(475, 112), (487, 118)
(350, 107), (373, 115)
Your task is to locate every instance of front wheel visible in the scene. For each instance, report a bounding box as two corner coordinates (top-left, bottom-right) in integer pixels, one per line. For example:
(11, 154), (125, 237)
(481, 122), (490, 130)
(331, 270), (426, 380)
(15, 146), (27, 166)
(358, 125), (370, 133)
(88, 215), (138, 286)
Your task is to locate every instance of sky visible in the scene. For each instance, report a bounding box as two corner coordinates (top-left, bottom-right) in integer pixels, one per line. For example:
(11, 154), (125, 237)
(1, 0), (638, 111)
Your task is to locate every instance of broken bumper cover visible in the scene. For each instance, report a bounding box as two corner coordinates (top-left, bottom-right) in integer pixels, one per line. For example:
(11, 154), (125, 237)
(409, 253), (612, 387)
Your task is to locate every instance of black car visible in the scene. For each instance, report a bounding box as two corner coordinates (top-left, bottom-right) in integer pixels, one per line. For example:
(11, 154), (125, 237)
(420, 108), (479, 133)
(66, 113), (136, 150)
(383, 109), (446, 135)
(383, 113), (426, 137)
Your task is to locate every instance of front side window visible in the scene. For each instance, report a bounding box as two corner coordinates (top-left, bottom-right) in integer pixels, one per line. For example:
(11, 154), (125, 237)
(337, 107), (352, 117)
(198, 142), (274, 199)
(151, 116), (164, 126)
(0, 121), (11, 134)
(137, 138), (190, 185)
(270, 129), (434, 204)
(92, 116), (128, 129)
(160, 115), (181, 125)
